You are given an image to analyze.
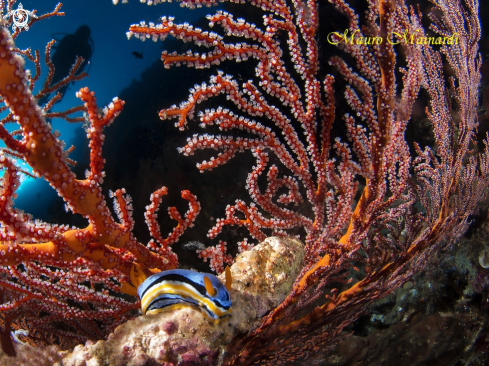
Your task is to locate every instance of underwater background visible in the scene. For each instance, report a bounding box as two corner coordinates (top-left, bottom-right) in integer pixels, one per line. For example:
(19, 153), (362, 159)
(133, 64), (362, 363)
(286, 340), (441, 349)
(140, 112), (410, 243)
(1, 0), (489, 364)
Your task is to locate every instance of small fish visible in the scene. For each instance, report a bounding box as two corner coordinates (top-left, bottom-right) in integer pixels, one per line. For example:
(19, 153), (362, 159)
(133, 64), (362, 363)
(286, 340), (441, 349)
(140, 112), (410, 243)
(131, 50), (143, 59)
(181, 241), (206, 251)
(136, 267), (232, 321)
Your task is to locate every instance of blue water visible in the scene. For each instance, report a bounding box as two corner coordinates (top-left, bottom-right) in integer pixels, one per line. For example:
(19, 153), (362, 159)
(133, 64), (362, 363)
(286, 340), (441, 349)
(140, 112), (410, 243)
(1, 0), (215, 213)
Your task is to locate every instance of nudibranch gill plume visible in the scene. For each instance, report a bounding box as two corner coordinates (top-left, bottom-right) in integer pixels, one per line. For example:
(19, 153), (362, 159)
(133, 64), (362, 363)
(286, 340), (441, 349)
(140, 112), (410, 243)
(136, 267), (232, 321)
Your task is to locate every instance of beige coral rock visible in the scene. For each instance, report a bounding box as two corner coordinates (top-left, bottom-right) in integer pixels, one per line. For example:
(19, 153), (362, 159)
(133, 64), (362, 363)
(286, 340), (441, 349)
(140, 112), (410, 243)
(0, 236), (304, 366)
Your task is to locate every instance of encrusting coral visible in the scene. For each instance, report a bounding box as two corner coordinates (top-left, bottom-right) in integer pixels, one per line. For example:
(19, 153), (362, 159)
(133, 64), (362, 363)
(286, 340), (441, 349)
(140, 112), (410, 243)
(0, 237), (304, 366)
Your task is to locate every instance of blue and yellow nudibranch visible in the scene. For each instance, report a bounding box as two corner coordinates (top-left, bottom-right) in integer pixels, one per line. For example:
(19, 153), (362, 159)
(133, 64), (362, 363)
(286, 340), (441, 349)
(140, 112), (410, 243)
(133, 266), (232, 321)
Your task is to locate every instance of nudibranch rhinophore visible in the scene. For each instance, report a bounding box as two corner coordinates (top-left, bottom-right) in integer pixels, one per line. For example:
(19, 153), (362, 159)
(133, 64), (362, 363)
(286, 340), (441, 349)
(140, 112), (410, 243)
(137, 267), (232, 321)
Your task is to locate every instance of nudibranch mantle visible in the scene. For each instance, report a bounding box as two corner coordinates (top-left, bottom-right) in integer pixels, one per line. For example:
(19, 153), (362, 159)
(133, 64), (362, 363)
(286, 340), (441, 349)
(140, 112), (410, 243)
(137, 269), (232, 321)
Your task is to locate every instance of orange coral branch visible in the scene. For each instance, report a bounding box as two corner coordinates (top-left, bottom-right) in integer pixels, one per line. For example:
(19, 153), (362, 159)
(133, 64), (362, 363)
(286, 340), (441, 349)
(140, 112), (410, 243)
(0, 25), (186, 277)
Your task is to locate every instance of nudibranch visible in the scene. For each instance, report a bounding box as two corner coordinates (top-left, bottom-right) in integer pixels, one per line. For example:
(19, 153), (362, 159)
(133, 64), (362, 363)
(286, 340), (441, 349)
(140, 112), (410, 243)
(135, 267), (232, 321)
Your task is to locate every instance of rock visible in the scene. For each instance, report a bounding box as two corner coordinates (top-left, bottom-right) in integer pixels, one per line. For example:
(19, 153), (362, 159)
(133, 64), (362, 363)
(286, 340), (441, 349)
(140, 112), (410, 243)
(328, 313), (465, 366)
